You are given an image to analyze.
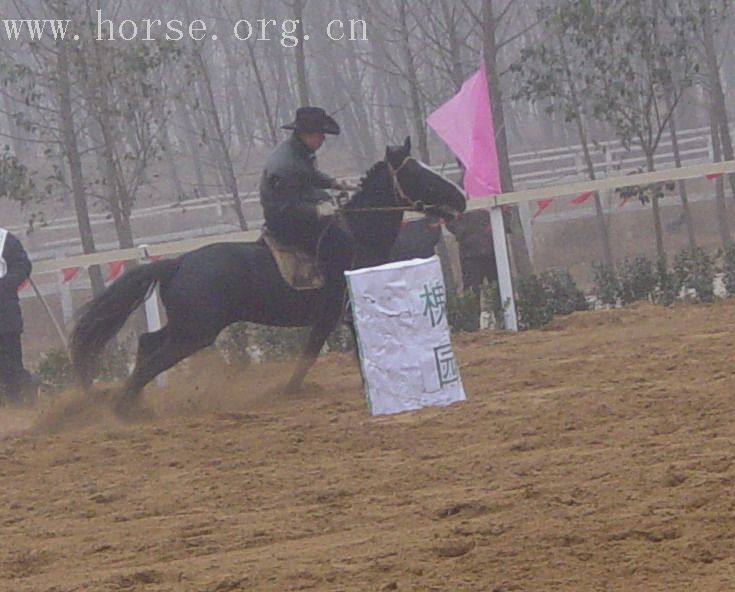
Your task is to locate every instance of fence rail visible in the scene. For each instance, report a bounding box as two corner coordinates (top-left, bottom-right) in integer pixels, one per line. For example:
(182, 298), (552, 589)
(16, 124), (727, 260)
(30, 159), (735, 276)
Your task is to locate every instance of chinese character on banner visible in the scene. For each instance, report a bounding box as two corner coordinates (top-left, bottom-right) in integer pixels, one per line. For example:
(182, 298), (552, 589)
(420, 282), (446, 327)
(434, 343), (459, 387)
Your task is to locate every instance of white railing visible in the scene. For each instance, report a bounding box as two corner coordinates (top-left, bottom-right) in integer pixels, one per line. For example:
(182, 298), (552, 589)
(31, 158), (735, 276)
(16, 124), (722, 260)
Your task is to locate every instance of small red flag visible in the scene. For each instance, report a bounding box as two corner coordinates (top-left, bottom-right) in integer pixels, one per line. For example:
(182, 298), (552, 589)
(62, 267), (81, 283)
(532, 199), (553, 220)
(706, 172), (723, 181)
(105, 260), (125, 283)
(570, 191), (594, 205)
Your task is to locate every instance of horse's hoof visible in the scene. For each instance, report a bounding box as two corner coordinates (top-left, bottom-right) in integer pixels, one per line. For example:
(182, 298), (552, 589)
(114, 399), (155, 423)
(282, 383), (301, 396)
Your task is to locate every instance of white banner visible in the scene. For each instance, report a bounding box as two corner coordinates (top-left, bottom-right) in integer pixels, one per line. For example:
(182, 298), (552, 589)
(346, 256), (466, 416)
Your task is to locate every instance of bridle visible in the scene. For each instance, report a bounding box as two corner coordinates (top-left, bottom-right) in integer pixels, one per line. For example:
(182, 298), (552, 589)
(386, 155), (418, 210)
(340, 155), (432, 214)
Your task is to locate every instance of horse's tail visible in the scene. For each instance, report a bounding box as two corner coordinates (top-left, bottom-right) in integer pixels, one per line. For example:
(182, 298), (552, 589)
(70, 259), (180, 388)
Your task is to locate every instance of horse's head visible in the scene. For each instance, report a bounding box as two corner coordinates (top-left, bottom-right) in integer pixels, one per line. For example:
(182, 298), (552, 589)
(385, 137), (467, 221)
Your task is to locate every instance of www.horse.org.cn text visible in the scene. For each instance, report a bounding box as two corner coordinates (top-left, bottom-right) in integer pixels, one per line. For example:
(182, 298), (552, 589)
(0, 12), (369, 46)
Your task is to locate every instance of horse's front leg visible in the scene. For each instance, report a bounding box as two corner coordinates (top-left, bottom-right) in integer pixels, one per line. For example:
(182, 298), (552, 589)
(284, 314), (339, 394)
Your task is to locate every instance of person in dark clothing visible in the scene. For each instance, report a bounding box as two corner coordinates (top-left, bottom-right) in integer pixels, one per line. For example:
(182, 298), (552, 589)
(446, 209), (497, 294)
(0, 228), (32, 403)
(259, 106), (356, 315)
(388, 216), (443, 262)
(260, 107), (346, 246)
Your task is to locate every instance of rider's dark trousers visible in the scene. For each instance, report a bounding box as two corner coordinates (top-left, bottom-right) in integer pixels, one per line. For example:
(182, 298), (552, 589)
(266, 206), (355, 314)
(0, 331), (29, 401)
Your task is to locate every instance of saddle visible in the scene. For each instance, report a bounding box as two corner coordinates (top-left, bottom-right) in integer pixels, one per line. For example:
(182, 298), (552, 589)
(259, 229), (325, 290)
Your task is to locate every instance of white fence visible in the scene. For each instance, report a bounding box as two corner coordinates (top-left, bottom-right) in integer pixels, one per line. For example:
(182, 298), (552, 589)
(15, 124), (722, 262)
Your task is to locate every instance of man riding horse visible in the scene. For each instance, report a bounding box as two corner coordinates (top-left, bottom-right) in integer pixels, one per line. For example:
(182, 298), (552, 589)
(259, 106), (356, 299)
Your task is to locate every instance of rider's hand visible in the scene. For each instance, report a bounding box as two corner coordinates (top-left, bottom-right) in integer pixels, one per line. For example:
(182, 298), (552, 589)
(413, 200), (426, 212)
(316, 201), (335, 218)
(332, 180), (358, 192)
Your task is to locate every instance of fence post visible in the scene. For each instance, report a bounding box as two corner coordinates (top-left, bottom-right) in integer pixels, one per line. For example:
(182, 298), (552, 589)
(517, 200), (534, 265)
(57, 269), (74, 330)
(139, 245), (165, 385)
(490, 206), (518, 332)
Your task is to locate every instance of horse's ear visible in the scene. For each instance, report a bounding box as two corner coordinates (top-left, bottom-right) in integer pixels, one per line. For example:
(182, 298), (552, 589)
(403, 136), (411, 153)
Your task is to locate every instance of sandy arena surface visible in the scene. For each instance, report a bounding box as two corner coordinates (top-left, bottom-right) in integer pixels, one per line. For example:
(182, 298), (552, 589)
(2, 301), (735, 591)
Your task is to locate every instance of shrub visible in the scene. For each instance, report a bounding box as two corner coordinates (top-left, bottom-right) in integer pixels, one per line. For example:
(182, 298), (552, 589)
(516, 274), (555, 329)
(617, 256), (656, 305)
(36, 348), (74, 392)
(673, 247), (715, 303)
(654, 255), (677, 306)
(35, 340), (130, 392)
(592, 262), (619, 307)
(540, 269), (588, 315)
(447, 289), (481, 333)
(217, 322), (253, 367)
(517, 270), (587, 330)
(325, 323), (356, 353)
(480, 280), (505, 330)
(253, 325), (310, 360)
(98, 341), (132, 382)
(721, 245), (735, 297)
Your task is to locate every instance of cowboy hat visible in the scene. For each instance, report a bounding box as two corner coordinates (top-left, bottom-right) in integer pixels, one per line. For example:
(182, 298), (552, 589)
(281, 106), (340, 135)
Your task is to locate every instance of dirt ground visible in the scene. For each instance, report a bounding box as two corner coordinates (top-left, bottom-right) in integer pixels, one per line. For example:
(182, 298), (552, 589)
(2, 301), (735, 591)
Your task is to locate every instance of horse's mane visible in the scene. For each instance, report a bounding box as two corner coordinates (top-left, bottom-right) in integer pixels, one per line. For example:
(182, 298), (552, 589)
(349, 160), (390, 207)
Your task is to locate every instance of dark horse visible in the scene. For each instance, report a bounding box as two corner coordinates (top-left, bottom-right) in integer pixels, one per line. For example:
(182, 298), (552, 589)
(70, 138), (466, 416)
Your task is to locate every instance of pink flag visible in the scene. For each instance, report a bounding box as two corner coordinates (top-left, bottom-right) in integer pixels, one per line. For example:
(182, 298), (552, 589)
(427, 67), (501, 198)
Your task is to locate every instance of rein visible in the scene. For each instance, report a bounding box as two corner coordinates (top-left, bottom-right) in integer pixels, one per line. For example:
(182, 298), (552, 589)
(339, 156), (430, 214)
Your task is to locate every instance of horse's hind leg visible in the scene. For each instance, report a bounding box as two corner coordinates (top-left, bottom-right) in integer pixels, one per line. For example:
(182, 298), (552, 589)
(115, 327), (216, 419)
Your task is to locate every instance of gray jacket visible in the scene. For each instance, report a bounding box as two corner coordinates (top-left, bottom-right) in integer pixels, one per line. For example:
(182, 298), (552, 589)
(259, 134), (335, 223)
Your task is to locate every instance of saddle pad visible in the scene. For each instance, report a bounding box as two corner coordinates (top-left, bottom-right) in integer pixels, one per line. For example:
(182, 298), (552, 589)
(261, 231), (324, 291)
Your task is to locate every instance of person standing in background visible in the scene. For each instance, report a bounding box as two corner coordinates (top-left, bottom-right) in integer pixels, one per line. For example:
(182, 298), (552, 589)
(0, 227), (32, 404)
(446, 209), (497, 294)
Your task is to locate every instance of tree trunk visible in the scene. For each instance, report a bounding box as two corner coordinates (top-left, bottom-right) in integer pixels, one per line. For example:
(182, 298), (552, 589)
(665, 101), (697, 249)
(222, 41), (252, 151)
(177, 106), (208, 198)
(292, 0), (310, 106)
(441, 0), (464, 90)
(194, 49), (248, 230)
(245, 40), (278, 146)
(397, 0), (430, 163)
(340, 1), (378, 162)
(644, 152), (666, 263)
(709, 110), (732, 247)
(158, 104), (185, 202)
(91, 84), (136, 249)
(703, 2), (735, 201)
(274, 46), (296, 124)
(482, 0), (534, 278)
(557, 33), (614, 269)
(55, 31), (105, 296)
